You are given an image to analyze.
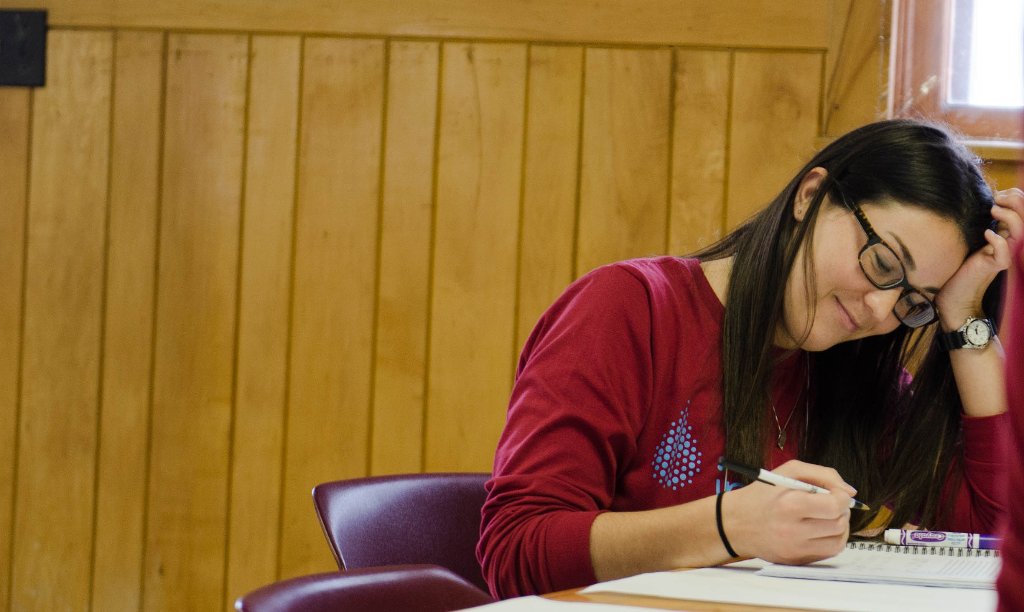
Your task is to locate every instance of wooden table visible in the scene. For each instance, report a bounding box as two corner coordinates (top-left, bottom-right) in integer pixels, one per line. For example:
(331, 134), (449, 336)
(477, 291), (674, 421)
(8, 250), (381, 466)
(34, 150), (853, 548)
(545, 573), (808, 611)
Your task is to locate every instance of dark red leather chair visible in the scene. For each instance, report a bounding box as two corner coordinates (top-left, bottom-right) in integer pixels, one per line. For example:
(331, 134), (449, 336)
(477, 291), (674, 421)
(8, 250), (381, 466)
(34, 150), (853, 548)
(312, 473), (491, 593)
(234, 564), (493, 611)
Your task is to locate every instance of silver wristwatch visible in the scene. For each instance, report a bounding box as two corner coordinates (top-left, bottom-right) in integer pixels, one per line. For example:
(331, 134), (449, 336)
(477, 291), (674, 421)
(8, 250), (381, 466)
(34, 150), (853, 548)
(938, 316), (995, 350)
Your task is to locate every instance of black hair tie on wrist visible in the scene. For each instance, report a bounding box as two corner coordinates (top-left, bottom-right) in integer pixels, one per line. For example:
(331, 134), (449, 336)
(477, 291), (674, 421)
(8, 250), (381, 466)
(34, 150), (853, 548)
(716, 490), (739, 558)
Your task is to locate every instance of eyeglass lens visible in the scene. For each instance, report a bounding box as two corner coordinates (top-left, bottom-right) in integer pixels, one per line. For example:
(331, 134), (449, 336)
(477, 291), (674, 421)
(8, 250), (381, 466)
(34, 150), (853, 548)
(858, 243), (935, 328)
(894, 293), (934, 328)
(859, 243), (903, 287)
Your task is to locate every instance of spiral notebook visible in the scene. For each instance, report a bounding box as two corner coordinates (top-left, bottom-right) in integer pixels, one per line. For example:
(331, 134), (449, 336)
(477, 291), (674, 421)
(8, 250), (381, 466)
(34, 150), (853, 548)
(757, 541), (1000, 589)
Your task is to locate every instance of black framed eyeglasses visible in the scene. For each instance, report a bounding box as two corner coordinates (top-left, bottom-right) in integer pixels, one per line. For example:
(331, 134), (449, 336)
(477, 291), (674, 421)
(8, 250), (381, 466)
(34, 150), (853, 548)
(833, 187), (938, 329)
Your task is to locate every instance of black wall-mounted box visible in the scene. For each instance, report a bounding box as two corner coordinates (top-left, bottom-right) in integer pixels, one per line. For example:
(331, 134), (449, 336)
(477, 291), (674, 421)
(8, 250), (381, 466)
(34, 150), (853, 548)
(0, 10), (47, 87)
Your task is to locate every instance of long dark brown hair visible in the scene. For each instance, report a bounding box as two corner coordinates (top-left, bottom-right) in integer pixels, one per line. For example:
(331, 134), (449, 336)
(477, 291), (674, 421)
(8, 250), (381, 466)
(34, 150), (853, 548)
(694, 119), (999, 531)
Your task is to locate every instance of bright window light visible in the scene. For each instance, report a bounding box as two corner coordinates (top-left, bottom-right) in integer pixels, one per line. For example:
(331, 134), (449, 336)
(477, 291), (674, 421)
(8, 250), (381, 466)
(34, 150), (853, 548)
(948, 0), (1024, 108)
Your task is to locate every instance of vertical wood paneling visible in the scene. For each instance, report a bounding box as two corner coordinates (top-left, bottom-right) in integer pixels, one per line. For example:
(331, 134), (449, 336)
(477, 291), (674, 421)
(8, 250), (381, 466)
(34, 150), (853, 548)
(577, 47), (672, 276)
(726, 52), (822, 228)
(18, 0), (833, 49)
(669, 50), (731, 255)
(0, 87), (30, 612)
(11, 30), (112, 611)
(280, 37), (384, 578)
(824, 0), (888, 136)
(225, 35), (301, 606)
(1, 4), (877, 606)
(370, 41), (440, 476)
(91, 31), (163, 612)
(425, 42), (527, 471)
(143, 33), (247, 610)
(515, 45), (584, 350)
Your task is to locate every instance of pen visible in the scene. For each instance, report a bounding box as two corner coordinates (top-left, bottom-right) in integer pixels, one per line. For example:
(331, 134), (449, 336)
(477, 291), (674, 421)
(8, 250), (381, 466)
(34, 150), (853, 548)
(718, 457), (871, 511)
(884, 528), (1000, 550)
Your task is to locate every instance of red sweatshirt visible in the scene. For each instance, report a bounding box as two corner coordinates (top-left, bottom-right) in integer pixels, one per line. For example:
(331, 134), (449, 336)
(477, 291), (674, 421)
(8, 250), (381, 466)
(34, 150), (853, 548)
(478, 257), (1007, 599)
(998, 240), (1024, 612)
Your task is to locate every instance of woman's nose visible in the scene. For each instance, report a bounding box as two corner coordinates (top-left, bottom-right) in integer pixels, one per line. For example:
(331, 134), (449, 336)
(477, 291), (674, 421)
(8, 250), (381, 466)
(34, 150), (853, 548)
(864, 286), (903, 328)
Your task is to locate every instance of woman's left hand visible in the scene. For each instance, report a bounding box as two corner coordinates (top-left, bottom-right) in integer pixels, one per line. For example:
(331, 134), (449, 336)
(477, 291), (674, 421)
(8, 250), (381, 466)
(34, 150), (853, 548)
(935, 188), (1024, 328)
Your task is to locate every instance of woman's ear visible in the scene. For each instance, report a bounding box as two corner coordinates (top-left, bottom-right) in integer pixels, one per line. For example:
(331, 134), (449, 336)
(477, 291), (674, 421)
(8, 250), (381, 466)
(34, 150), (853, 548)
(794, 167), (829, 222)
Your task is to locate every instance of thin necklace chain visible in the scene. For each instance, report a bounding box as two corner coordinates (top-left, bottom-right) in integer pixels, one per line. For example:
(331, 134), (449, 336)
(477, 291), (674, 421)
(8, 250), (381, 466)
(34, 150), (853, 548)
(769, 358), (811, 450)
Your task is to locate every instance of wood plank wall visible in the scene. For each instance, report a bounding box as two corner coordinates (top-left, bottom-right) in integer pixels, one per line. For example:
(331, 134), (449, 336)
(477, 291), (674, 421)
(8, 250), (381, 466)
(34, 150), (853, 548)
(2, 1), (1014, 609)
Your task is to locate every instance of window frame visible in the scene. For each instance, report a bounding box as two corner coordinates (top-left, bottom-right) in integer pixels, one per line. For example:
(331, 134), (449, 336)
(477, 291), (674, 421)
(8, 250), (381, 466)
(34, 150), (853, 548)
(889, 0), (1022, 144)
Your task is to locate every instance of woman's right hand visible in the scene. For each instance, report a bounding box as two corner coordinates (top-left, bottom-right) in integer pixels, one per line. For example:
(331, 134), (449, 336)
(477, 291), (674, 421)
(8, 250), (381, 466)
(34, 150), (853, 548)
(722, 459), (855, 565)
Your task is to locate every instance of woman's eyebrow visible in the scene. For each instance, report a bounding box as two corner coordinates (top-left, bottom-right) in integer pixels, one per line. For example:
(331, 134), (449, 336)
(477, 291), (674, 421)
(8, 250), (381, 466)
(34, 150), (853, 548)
(886, 231), (916, 271)
(886, 231), (941, 295)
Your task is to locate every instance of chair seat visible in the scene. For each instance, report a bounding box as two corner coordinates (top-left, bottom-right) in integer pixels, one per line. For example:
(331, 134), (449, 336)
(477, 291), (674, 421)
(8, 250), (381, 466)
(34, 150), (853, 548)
(235, 564), (493, 611)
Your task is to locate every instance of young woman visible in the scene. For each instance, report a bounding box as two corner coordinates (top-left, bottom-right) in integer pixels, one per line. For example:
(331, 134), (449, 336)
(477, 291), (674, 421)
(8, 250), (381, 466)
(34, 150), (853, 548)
(476, 119), (1024, 599)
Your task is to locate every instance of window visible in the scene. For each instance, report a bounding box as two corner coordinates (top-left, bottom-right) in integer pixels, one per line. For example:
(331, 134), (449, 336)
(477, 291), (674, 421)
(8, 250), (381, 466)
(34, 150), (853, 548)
(890, 0), (1023, 143)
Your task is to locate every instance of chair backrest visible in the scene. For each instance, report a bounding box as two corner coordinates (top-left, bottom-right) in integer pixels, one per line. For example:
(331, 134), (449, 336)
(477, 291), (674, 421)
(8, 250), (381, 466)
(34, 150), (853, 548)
(312, 472), (490, 593)
(234, 564), (493, 612)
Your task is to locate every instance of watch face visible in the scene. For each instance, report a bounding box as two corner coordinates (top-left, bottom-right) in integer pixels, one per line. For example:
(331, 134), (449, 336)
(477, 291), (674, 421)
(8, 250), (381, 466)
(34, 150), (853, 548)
(965, 320), (991, 346)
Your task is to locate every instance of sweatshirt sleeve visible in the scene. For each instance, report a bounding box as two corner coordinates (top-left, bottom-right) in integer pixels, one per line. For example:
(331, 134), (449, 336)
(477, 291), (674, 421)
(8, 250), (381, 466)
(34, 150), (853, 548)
(477, 265), (655, 599)
(997, 238), (1024, 611)
(939, 412), (1009, 533)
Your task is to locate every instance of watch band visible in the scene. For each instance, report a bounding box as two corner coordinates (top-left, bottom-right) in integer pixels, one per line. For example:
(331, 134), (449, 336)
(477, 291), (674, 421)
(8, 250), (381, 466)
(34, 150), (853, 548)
(938, 328), (966, 350)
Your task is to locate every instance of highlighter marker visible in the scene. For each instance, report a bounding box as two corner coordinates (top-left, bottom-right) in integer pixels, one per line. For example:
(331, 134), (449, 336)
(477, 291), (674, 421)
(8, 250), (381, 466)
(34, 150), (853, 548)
(883, 528), (1000, 550)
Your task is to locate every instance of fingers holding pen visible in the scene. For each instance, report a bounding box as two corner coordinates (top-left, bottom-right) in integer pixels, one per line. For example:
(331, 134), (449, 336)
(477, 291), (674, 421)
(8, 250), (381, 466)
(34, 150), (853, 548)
(771, 459), (858, 499)
(728, 484), (850, 564)
(722, 459), (854, 564)
(774, 485), (851, 534)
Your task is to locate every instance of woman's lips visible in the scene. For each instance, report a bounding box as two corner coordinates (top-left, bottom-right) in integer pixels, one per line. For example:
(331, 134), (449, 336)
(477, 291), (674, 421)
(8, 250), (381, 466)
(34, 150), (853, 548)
(835, 296), (859, 333)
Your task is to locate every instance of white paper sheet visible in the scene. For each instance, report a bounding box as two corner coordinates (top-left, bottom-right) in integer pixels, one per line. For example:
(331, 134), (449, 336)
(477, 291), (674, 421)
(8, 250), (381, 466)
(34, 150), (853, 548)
(463, 595), (673, 611)
(758, 546), (999, 588)
(581, 559), (997, 612)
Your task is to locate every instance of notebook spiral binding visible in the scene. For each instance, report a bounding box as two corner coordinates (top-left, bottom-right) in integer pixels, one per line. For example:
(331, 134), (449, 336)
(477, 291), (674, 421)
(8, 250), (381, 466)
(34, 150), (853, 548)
(849, 541), (999, 557)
